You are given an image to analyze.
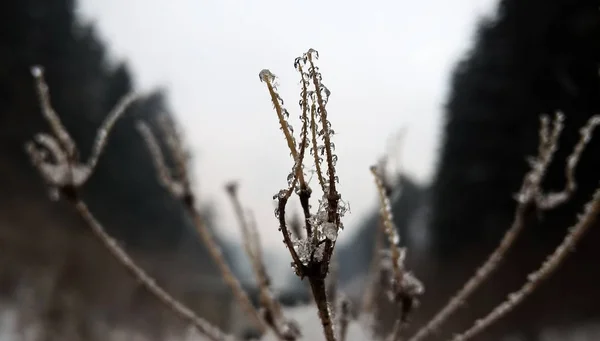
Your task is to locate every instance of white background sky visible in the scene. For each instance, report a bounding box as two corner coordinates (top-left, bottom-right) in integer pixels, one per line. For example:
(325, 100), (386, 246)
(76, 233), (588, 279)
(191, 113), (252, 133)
(77, 0), (498, 249)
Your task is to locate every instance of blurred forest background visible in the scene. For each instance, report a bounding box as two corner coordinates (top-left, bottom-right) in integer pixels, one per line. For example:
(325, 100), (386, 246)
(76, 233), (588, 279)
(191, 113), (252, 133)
(0, 0), (599, 340)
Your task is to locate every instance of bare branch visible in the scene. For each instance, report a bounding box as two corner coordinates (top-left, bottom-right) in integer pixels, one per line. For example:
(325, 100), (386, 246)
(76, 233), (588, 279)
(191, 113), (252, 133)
(136, 121), (186, 197)
(225, 182), (301, 341)
(73, 200), (234, 341)
(27, 65), (138, 194)
(137, 120), (268, 334)
(310, 100), (327, 192)
(262, 49), (349, 341)
(156, 115), (193, 189)
(31, 66), (77, 158)
(368, 164), (423, 341)
(537, 114), (600, 208)
(450, 186), (600, 341)
(362, 155), (401, 317)
(25, 67), (234, 341)
(86, 92), (140, 171)
(407, 113), (599, 341)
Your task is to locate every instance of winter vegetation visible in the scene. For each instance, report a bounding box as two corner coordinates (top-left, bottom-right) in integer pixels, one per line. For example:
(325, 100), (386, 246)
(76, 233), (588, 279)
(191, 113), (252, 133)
(21, 43), (600, 340)
(1, 0), (600, 340)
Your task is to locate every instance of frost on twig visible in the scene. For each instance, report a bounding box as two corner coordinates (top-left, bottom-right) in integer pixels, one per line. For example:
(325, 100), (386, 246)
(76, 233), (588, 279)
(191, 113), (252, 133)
(370, 165), (423, 341)
(361, 151), (405, 317)
(136, 121), (187, 198)
(451, 183), (600, 341)
(24, 66), (234, 341)
(407, 112), (600, 341)
(137, 120), (268, 334)
(225, 182), (301, 341)
(260, 49), (349, 341)
(25, 66), (138, 200)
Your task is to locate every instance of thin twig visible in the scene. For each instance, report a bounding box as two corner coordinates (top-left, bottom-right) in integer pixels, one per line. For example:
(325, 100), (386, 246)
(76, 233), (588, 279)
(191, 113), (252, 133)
(407, 113), (599, 341)
(137, 121), (268, 334)
(25, 67), (235, 341)
(450, 186), (600, 341)
(371, 165), (423, 341)
(261, 49), (344, 341)
(73, 199), (234, 341)
(225, 182), (300, 341)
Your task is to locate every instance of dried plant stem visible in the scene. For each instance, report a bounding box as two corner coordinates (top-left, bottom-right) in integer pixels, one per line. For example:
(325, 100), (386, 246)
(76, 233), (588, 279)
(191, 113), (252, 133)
(187, 201), (267, 334)
(306, 54), (341, 274)
(275, 195), (304, 272)
(450, 187), (600, 341)
(304, 55), (342, 321)
(407, 201), (531, 341)
(310, 102), (326, 191)
(225, 183), (293, 341)
(407, 113), (599, 341)
(365, 154), (402, 317)
(137, 121), (267, 334)
(371, 165), (423, 341)
(371, 166), (404, 287)
(86, 93), (139, 171)
(306, 52), (336, 197)
(363, 154), (395, 315)
(294, 98), (314, 240)
(262, 49), (342, 341)
(31, 66), (76, 157)
(71, 199), (233, 341)
(261, 71), (305, 187)
(275, 185), (337, 341)
(28, 66), (257, 340)
(309, 277), (337, 341)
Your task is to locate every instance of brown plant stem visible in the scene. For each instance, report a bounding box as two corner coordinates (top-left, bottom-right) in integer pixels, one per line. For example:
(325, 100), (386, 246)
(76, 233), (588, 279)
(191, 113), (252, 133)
(71, 197), (234, 341)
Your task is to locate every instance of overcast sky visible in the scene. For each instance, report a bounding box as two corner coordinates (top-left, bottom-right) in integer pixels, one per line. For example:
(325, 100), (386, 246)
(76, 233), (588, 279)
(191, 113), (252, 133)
(77, 0), (498, 250)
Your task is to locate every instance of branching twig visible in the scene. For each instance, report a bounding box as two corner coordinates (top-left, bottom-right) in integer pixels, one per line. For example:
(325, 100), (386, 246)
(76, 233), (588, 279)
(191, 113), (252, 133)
(74, 199), (233, 341)
(294, 59), (316, 240)
(362, 156), (399, 316)
(371, 165), (423, 341)
(407, 113), (600, 341)
(450, 186), (600, 341)
(25, 66), (235, 341)
(26, 66), (140, 196)
(260, 49), (349, 341)
(225, 182), (301, 341)
(136, 120), (268, 335)
(26, 47), (600, 341)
